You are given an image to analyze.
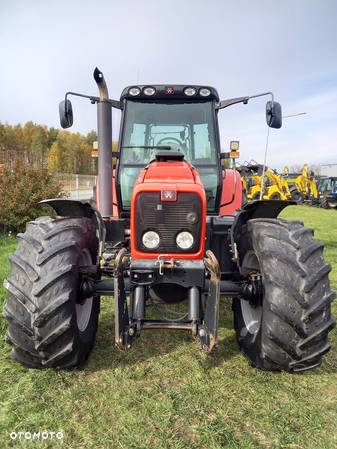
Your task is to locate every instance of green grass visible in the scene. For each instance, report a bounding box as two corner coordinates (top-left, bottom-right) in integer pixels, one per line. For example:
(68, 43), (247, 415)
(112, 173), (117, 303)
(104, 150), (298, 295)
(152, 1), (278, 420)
(0, 206), (336, 449)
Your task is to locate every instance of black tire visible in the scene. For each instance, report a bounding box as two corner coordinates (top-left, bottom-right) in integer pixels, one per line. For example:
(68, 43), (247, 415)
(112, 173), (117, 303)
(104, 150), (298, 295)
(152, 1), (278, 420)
(233, 218), (336, 372)
(291, 189), (303, 203)
(269, 192), (281, 200)
(320, 197), (330, 209)
(3, 216), (100, 369)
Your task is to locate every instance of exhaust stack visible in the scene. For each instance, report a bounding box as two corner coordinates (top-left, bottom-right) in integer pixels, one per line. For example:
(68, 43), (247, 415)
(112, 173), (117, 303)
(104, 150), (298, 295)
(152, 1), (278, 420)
(94, 68), (112, 218)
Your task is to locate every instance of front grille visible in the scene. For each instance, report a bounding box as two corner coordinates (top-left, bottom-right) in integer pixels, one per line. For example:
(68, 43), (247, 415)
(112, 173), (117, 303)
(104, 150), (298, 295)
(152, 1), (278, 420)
(135, 192), (202, 253)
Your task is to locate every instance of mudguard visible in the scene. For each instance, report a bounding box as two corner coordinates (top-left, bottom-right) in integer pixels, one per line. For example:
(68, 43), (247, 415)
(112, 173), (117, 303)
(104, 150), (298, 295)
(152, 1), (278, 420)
(231, 200), (295, 266)
(219, 169), (242, 216)
(40, 198), (97, 218)
(40, 198), (105, 246)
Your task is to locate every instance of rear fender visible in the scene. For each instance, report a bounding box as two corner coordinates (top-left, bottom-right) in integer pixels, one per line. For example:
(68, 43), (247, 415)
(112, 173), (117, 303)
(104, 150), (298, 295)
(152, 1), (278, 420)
(219, 169), (242, 216)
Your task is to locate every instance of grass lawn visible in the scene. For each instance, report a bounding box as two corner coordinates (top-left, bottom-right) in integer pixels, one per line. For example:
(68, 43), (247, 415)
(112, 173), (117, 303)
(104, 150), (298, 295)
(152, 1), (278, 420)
(0, 206), (336, 449)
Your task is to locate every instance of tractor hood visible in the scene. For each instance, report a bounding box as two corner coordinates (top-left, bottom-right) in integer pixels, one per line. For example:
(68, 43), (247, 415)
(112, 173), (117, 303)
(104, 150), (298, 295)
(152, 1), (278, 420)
(130, 157), (207, 260)
(142, 160), (196, 184)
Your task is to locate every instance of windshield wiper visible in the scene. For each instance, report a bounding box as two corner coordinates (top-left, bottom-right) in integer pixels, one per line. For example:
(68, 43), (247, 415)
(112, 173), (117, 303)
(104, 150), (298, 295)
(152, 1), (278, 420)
(121, 145), (172, 150)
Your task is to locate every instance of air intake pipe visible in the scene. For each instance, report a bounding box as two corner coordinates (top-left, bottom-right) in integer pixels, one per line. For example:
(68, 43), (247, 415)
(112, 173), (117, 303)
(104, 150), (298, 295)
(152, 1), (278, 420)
(93, 67), (112, 218)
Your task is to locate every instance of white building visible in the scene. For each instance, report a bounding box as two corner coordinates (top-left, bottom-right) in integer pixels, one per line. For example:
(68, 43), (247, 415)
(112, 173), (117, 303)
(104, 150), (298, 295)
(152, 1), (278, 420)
(320, 164), (337, 177)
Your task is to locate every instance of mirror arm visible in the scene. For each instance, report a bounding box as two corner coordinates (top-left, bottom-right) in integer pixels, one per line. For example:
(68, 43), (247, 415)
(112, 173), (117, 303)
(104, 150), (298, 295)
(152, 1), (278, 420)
(216, 92), (274, 110)
(249, 91), (274, 104)
(109, 99), (123, 109)
(216, 96), (250, 109)
(64, 92), (122, 109)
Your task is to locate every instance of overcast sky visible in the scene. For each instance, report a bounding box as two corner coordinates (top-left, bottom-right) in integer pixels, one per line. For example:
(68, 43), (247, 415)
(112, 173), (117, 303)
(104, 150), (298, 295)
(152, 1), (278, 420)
(1, 0), (336, 169)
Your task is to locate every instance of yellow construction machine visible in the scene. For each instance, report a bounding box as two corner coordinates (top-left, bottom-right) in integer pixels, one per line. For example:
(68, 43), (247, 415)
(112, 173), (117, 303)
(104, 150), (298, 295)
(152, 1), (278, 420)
(239, 162), (290, 200)
(282, 164), (318, 204)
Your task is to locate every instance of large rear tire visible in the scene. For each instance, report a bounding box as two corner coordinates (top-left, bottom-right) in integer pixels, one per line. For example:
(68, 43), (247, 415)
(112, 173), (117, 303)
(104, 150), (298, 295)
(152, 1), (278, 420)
(3, 217), (100, 369)
(233, 218), (336, 372)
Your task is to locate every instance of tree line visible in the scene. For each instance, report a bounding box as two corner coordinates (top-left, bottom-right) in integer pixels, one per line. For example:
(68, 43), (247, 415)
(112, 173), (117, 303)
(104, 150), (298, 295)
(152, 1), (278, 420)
(0, 122), (97, 174)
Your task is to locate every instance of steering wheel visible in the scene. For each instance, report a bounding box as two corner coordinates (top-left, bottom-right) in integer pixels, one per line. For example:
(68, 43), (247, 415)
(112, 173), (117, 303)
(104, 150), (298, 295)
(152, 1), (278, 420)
(156, 137), (184, 149)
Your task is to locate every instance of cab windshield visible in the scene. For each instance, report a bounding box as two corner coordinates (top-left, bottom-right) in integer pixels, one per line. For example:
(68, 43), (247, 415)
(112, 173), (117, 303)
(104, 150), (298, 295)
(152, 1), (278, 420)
(318, 178), (337, 193)
(119, 100), (219, 210)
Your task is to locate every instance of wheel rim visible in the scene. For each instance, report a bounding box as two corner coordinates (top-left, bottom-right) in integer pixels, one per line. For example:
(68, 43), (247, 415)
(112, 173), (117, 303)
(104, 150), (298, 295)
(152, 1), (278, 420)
(240, 251), (262, 335)
(240, 300), (262, 334)
(76, 249), (93, 332)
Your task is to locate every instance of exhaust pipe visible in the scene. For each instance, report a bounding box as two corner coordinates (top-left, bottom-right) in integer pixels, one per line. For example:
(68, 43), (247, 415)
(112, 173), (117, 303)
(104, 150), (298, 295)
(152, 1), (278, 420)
(94, 67), (109, 101)
(93, 67), (112, 218)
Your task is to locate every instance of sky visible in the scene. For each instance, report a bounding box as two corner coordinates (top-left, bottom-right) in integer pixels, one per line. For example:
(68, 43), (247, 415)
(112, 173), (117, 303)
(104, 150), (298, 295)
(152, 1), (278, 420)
(1, 0), (337, 169)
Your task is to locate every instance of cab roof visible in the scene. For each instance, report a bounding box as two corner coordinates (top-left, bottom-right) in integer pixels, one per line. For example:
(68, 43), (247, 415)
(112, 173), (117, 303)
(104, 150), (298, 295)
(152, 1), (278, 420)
(120, 85), (219, 102)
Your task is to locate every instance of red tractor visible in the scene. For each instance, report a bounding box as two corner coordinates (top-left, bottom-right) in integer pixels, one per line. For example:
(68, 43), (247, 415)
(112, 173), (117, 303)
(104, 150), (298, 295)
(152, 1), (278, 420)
(3, 69), (335, 371)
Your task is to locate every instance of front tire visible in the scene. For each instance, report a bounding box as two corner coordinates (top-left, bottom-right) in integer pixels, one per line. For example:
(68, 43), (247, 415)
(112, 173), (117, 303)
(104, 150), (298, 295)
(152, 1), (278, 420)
(320, 197), (330, 209)
(233, 218), (336, 372)
(3, 216), (100, 369)
(290, 188), (303, 203)
(269, 192), (281, 200)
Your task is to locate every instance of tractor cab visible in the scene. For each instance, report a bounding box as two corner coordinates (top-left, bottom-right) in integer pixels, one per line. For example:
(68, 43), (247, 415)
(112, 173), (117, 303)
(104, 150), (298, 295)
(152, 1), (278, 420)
(58, 69), (283, 220)
(318, 176), (337, 208)
(117, 85), (221, 213)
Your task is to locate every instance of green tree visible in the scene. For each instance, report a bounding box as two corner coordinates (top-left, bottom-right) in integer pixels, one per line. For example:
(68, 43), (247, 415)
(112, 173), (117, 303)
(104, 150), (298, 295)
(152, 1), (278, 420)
(0, 160), (64, 232)
(31, 125), (48, 168)
(47, 127), (59, 148)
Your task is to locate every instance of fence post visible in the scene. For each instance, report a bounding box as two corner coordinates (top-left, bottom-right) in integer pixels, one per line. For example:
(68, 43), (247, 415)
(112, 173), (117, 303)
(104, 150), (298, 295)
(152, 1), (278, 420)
(76, 174), (79, 200)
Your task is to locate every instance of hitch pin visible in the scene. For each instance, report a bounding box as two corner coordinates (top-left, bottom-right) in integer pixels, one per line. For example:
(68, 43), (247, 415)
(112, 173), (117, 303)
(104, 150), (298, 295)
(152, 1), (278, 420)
(156, 255), (174, 276)
(157, 255), (166, 276)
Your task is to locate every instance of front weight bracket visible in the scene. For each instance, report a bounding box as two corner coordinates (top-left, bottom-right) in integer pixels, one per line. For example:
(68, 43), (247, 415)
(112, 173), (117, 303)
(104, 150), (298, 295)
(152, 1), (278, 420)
(199, 250), (221, 352)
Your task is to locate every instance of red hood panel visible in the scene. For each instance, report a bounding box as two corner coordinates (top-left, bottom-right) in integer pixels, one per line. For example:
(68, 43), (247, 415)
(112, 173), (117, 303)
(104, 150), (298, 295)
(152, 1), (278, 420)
(143, 161), (195, 184)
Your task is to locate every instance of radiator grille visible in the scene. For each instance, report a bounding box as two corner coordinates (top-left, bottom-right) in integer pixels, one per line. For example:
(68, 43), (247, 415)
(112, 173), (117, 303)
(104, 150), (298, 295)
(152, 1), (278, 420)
(135, 192), (202, 253)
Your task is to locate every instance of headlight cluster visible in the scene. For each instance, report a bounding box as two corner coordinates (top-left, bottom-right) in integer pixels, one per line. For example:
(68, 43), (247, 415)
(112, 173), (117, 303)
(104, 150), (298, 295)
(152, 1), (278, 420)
(128, 86), (211, 98)
(183, 87), (211, 97)
(142, 231), (194, 250)
(128, 86), (156, 96)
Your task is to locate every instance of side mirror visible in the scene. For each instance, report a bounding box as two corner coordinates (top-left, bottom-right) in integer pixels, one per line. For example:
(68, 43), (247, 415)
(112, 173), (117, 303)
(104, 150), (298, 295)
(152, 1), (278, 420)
(59, 99), (73, 129)
(266, 101), (282, 129)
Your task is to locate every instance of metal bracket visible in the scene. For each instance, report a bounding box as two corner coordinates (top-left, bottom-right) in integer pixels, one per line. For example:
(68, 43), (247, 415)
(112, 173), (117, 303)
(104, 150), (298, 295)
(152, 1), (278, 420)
(114, 248), (132, 350)
(199, 250), (221, 352)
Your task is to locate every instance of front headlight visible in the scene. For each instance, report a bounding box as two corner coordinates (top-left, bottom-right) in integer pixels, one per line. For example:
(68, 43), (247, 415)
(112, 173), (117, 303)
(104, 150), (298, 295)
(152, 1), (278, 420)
(142, 231), (160, 249)
(199, 87), (211, 97)
(143, 86), (156, 96)
(176, 231), (194, 250)
(128, 86), (141, 96)
(184, 87), (197, 96)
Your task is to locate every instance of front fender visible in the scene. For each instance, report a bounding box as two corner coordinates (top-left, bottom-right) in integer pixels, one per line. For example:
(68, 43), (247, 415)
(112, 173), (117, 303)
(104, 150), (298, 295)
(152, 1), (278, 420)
(40, 198), (97, 218)
(231, 200), (295, 266)
(40, 199), (105, 247)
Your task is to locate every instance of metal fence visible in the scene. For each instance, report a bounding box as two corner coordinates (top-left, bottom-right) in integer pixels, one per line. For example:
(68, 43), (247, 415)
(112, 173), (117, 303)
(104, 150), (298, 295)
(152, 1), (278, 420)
(55, 174), (96, 200)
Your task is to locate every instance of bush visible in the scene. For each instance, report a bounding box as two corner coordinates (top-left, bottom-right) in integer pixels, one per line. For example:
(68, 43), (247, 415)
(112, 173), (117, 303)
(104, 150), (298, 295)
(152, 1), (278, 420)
(0, 162), (65, 232)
